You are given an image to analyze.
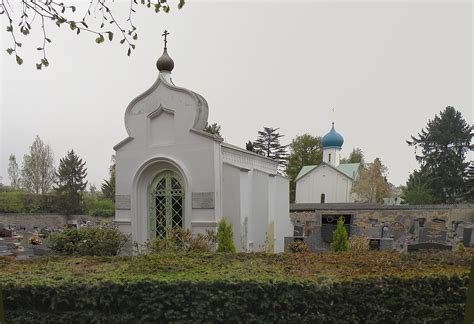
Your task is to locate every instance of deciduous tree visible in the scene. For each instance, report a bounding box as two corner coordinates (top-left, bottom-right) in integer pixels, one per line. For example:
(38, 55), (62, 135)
(7, 154), (21, 190)
(285, 134), (322, 202)
(55, 150), (88, 215)
(352, 158), (391, 203)
(0, 0), (185, 68)
(407, 106), (472, 203)
(340, 148), (365, 166)
(21, 135), (56, 194)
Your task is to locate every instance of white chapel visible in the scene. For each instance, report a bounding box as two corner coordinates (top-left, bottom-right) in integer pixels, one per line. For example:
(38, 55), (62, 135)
(113, 33), (290, 252)
(295, 123), (360, 203)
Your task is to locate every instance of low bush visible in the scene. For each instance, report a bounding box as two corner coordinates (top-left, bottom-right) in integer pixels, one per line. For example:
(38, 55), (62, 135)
(331, 217), (349, 252)
(216, 218), (236, 253)
(48, 226), (128, 256)
(349, 235), (369, 254)
(288, 240), (309, 253)
(146, 227), (216, 253)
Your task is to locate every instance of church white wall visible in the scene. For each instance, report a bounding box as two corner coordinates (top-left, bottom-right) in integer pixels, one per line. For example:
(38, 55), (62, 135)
(249, 170), (270, 252)
(114, 73), (221, 244)
(239, 170), (251, 251)
(273, 175), (291, 252)
(295, 165), (352, 203)
(222, 163), (242, 251)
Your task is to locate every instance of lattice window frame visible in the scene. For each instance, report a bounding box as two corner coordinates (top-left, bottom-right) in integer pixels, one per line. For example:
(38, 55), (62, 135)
(148, 171), (185, 239)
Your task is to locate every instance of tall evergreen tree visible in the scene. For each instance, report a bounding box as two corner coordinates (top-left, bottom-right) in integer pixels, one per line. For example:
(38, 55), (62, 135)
(21, 135), (56, 194)
(101, 155), (116, 202)
(253, 127), (288, 169)
(285, 134), (322, 202)
(7, 154), (21, 190)
(55, 150), (88, 215)
(401, 168), (433, 205)
(407, 107), (472, 203)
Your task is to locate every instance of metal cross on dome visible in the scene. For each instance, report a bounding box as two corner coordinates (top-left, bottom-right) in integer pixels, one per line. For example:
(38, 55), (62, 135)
(162, 30), (170, 49)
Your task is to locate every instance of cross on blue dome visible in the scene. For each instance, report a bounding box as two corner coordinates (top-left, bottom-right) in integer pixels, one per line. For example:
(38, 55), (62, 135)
(322, 122), (344, 149)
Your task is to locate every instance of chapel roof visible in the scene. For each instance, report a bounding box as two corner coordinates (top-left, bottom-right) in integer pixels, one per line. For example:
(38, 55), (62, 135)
(295, 162), (360, 182)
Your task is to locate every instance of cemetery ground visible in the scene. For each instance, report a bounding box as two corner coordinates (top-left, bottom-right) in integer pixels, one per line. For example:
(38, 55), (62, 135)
(0, 250), (472, 322)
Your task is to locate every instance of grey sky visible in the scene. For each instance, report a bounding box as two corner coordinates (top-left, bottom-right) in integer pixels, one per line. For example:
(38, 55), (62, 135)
(1, 1), (473, 188)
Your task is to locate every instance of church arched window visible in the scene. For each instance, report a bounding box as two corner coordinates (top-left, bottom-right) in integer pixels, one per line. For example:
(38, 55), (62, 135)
(149, 171), (184, 238)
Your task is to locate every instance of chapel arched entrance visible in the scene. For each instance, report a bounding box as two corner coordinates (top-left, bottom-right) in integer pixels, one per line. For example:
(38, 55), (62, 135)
(149, 170), (185, 238)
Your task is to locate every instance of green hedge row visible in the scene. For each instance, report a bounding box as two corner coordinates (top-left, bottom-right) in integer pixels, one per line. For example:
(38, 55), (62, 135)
(2, 275), (469, 323)
(0, 192), (61, 213)
(0, 192), (114, 216)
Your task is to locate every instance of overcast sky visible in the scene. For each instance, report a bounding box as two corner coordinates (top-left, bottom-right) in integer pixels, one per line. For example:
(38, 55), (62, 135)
(1, 1), (473, 188)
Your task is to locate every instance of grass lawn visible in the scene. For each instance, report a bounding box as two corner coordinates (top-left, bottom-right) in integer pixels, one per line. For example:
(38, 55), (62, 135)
(0, 250), (471, 286)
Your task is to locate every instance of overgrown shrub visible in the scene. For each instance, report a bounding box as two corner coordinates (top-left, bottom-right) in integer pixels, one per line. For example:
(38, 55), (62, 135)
(288, 240), (309, 253)
(349, 235), (369, 254)
(48, 226), (128, 256)
(216, 218), (236, 253)
(330, 217), (349, 252)
(146, 228), (216, 253)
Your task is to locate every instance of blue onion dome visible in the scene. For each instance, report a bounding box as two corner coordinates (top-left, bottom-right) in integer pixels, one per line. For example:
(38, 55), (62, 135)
(322, 122), (344, 148)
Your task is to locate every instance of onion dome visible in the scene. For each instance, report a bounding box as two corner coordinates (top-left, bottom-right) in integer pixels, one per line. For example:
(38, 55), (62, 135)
(322, 122), (344, 149)
(156, 48), (174, 72)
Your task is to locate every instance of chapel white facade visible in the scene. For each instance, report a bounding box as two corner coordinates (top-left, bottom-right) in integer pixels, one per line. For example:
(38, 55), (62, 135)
(295, 123), (360, 203)
(114, 38), (290, 252)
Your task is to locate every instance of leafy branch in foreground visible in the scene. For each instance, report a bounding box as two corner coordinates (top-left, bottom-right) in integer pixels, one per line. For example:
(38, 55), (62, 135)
(1, 0), (185, 69)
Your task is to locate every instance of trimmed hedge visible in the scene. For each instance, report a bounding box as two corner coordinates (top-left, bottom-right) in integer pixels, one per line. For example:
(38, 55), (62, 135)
(0, 192), (61, 213)
(2, 275), (469, 323)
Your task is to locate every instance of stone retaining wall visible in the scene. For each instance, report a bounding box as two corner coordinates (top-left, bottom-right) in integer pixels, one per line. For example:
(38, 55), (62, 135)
(0, 213), (113, 228)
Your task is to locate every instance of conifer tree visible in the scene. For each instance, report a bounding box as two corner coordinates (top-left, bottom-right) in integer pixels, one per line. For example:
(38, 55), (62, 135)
(101, 155), (116, 202)
(253, 127), (288, 170)
(407, 106), (472, 203)
(330, 217), (349, 252)
(216, 218), (236, 253)
(55, 150), (88, 215)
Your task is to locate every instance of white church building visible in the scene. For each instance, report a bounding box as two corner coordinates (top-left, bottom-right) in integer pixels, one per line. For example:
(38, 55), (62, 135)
(113, 34), (290, 252)
(295, 123), (360, 203)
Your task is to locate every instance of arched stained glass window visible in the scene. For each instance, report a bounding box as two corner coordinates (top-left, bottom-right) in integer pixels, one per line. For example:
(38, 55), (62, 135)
(149, 171), (184, 238)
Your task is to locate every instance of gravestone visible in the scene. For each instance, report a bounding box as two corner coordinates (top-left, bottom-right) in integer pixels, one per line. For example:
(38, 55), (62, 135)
(463, 227), (474, 247)
(407, 242), (452, 252)
(418, 227), (447, 243)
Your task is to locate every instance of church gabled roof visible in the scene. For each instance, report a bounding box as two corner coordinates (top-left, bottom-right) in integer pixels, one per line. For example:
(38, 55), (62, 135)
(296, 165), (318, 181)
(336, 163), (360, 179)
(295, 162), (360, 182)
